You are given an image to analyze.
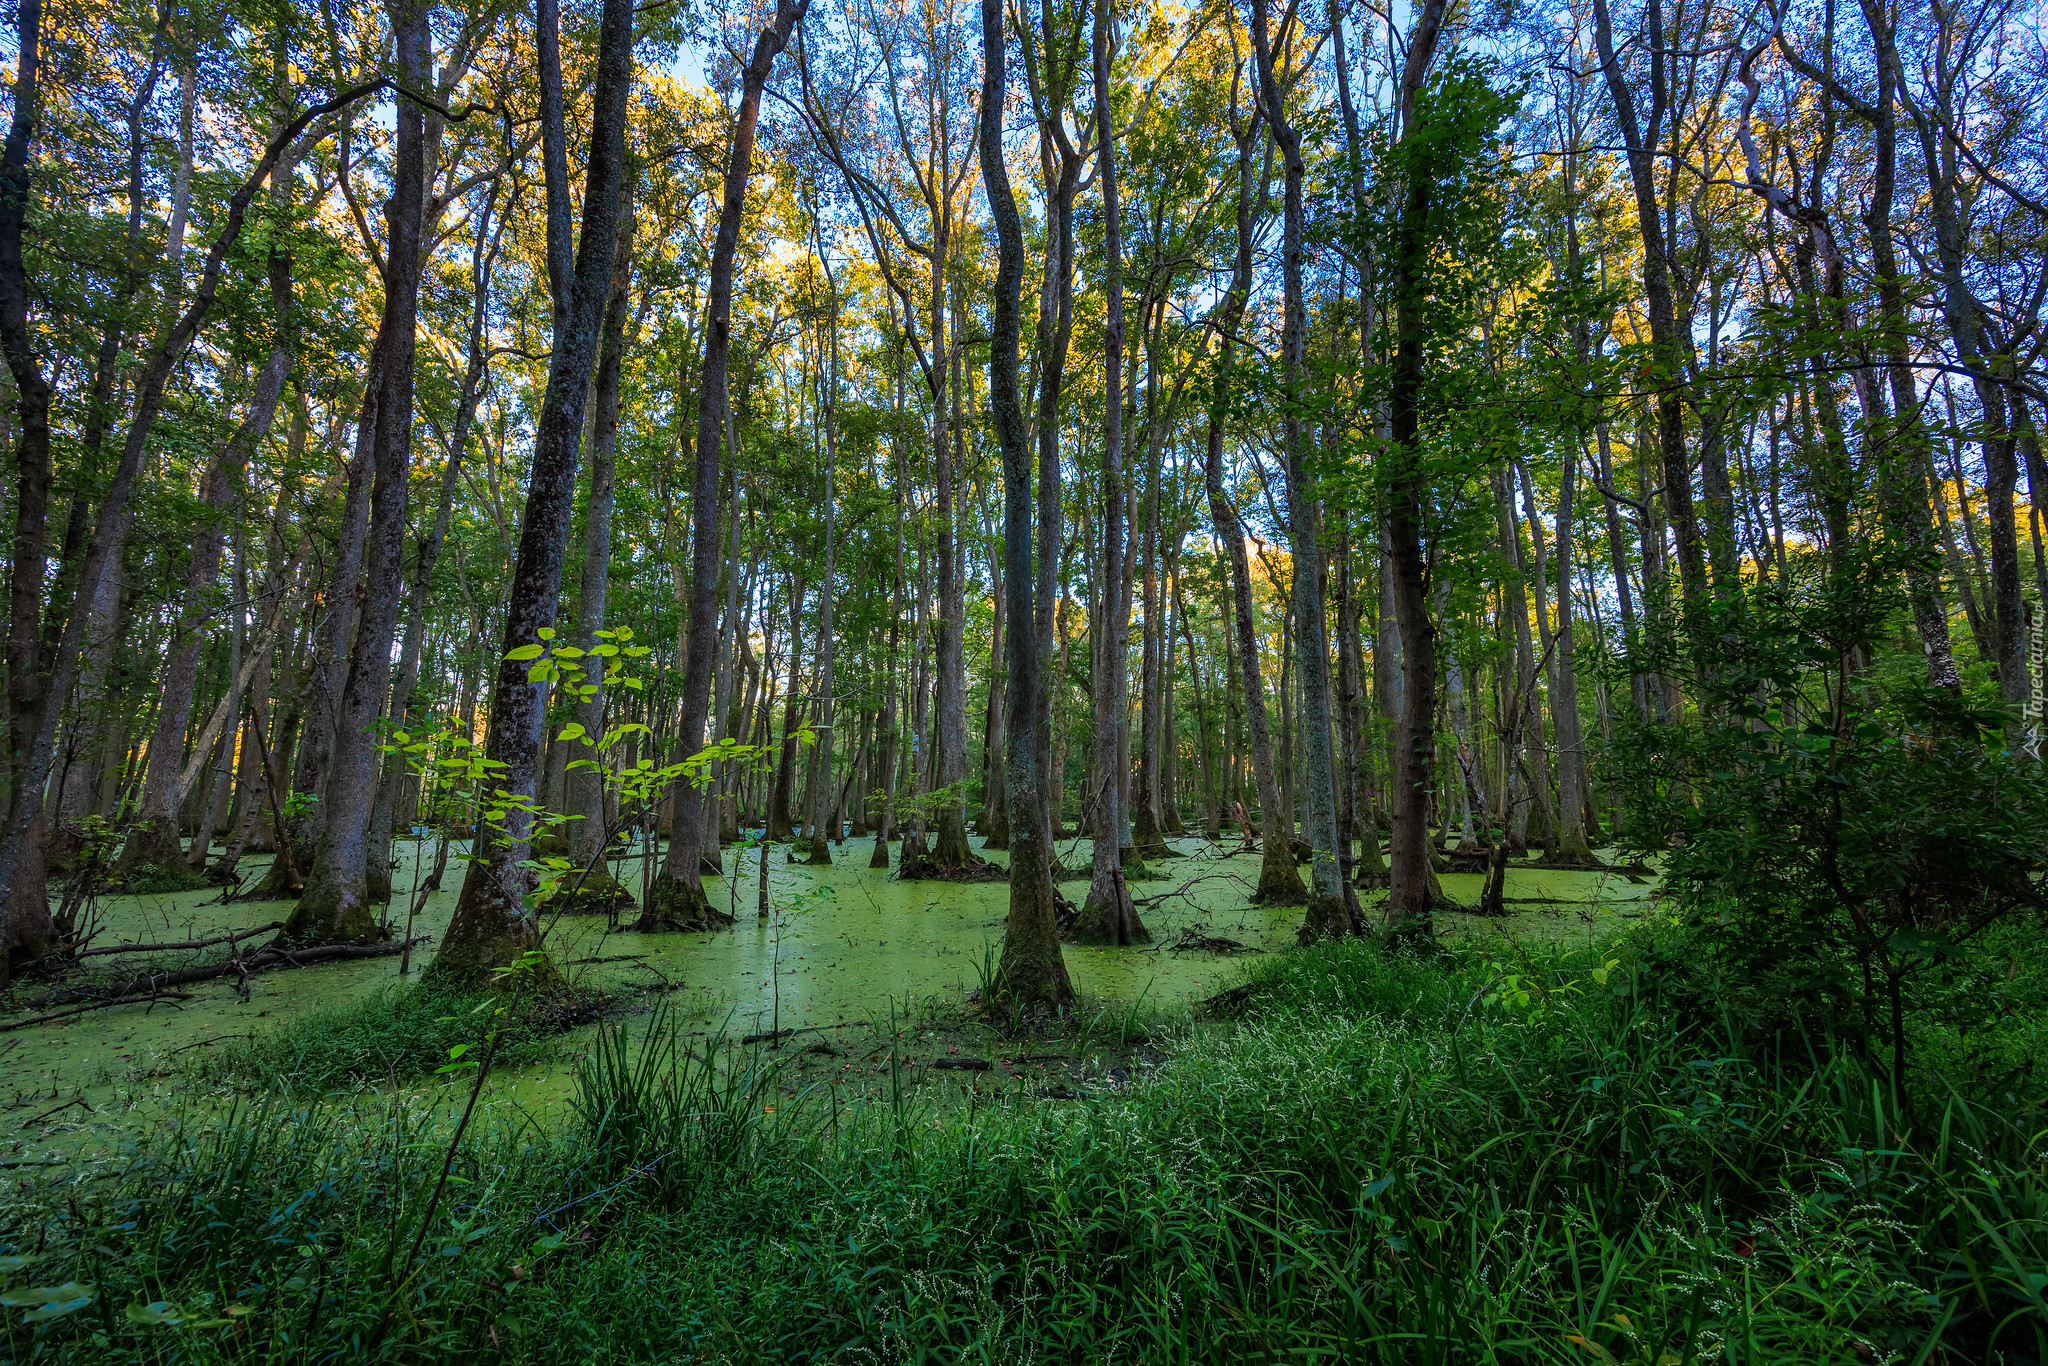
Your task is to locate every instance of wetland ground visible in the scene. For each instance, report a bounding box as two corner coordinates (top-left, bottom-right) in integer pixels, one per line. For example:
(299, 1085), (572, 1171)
(2, 833), (1656, 1164)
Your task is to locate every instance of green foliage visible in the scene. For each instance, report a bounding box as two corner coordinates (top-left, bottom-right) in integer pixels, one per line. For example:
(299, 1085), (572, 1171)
(1613, 542), (2048, 1089)
(8, 933), (2044, 1362)
(186, 979), (577, 1093)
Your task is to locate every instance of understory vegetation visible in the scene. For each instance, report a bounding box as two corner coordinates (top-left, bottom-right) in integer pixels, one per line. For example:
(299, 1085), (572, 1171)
(4, 925), (2044, 1364)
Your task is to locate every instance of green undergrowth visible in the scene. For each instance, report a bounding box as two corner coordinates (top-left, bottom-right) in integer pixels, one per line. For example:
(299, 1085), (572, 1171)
(183, 980), (609, 1094)
(3, 928), (2044, 1363)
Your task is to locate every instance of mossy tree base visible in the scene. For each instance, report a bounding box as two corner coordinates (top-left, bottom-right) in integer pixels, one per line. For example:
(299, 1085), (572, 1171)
(421, 930), (558, 992)
(1295, 893), (1355, 945)
(635, 873), (734, 932)
(1068, 890), (1151, 945)
(278, 874), (385, 948)
(556, 867), (636, 913)
(244, 844), (311, 901)
(930, 809), (975, 869)
(869, 835), (891, 869)
(116, 824), (208, 893)
(1252, 842), (1309, 905)
(897, 854), (1005, 883)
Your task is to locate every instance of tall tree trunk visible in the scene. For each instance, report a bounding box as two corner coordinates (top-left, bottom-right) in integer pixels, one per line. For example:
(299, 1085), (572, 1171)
(433, 0), (635, 977)
(1075, 0), (1146, 945)
(565, 199), (634, 897)
(1251, 0), (1351, 940)
(807, 278), (841, 866)
(639, 0), (808, 928)
(1382, 0), (1452, 931)
(286, 0), (432, 946)
(1208, 108), (1303, 906)
(1590, 0), (1707, 612)
(0, 0), (55, 976)
(368, 192), (504, 900)
(121, 244), (294, 882)
(984, 0), (1074, 1008)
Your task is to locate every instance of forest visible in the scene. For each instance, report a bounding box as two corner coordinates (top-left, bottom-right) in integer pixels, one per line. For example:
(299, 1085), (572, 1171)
(0, 0), (2045, 1357)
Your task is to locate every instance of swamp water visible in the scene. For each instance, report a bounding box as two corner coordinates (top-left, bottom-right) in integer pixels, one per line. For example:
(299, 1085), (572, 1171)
(2, 836), (1659, 1165)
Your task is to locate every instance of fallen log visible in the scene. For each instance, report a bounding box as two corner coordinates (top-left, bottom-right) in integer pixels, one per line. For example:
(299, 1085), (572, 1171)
(1, 993), (194, 1033)
(75, 921), (287, 959)
(32, 939), (427, 1007)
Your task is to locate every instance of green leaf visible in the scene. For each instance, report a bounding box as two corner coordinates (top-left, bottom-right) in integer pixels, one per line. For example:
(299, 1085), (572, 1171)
(125, 1301), (186, 1326)
(6, 1283), (95, 1322)
(506, 644), (545, 661)
(0, 1282), (94, 1308)
(537, 627), (556, 640)
(557, 722), (587, 742)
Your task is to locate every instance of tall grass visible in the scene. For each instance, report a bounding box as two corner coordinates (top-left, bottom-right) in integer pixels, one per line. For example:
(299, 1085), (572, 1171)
(3, 932), (2042, 1363)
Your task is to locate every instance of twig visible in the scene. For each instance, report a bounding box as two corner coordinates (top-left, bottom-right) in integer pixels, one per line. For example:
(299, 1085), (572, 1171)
(1132, 871), (1250, 909)
(15, 1097), (90, 1127)
(170, 1032), (257, 1053)
(739, 1021), (872, 1046)
(75, 921), (286, 958)
(1, 994), (194, 1032)
(530, 1151), (675, 1227)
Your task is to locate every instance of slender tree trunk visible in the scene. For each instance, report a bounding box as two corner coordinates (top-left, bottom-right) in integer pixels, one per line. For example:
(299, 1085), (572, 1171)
(640, 0), (808, 928)
(286, 0), (431, 945)
(1382, 0), (1452, 930)
(807, 282), (841, 866)
(1252, 0), (1351, 939)
(1207, 110), (1303, 906)
(984, 0), (1073, 1008)
(433, 0), (634, 977)
(1075, 0), (1146, 945)
(121, 250), (294, 881)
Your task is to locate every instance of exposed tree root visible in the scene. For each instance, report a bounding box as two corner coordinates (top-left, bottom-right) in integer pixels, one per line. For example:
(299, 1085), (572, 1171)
(895, 856), (1007, 884)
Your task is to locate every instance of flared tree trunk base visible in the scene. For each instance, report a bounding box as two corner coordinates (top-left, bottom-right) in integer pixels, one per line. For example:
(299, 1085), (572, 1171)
(278, 864), (386, 947)
(116, 824), (211, 893)
(1295, 893), (1354, 945)
(897, 855), (1006, 883)
(554, 867), (637, 913)
(1251, 843), (1308, 905)
(634, 873), (734, 932)
(2, 827), (57, 982)
(243, 843), (311, 901)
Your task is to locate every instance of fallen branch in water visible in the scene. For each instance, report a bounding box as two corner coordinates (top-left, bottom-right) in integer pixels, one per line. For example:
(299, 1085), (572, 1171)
(1132, 871), (1250, 910)
(15, 1097), (90, 1126)
(75, 921), (286, 959)
(1, 993), (194, 1032)
(31, 939), (428, 1007)
(741, 1023), (876, 1048)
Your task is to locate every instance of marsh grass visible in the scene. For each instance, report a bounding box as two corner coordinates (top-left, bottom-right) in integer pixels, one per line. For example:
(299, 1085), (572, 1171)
(3, 930), (2043, 1363)
(183, 980), (607, 1094)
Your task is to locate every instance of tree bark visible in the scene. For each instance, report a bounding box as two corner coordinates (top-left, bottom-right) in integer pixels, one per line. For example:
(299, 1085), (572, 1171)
(1251, 0), (1351, 940)
(984, 0), (1074, 1010)
(287, 0), (432, 946)
(1074, 0), (1146, 946)
(638, 0), (808, 931)
(1382, 0), (1452, 931)
(433, 0), (635, 978)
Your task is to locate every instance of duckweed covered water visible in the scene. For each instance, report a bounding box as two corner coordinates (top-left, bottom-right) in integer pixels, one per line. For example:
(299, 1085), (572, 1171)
(2, 834), (1660, 1161)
